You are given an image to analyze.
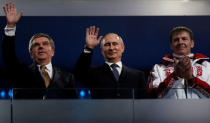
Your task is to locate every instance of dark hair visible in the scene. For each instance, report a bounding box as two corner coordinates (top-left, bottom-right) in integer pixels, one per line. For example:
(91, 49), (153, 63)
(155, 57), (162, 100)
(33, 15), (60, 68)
(170, 26), (193, 43)
(28, 33), (55, 53)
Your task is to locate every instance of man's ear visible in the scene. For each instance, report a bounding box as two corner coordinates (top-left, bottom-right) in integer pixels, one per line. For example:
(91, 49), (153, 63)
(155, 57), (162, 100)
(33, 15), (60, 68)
(121, 44), (125, 53)
(191, 40), (194, 48)
(51, 50), (55, 57)
(30, 51), (33, 59)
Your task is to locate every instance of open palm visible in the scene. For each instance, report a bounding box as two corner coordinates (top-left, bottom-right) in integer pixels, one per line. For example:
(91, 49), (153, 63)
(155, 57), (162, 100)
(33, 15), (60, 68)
(3, 2), (23, 27)
(86, 26), (103, 49)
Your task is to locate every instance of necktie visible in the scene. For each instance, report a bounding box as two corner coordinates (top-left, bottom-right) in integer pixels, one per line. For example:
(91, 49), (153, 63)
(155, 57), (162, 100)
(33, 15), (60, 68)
(111, 64), (120, 81)
(41, 65), (51, 88)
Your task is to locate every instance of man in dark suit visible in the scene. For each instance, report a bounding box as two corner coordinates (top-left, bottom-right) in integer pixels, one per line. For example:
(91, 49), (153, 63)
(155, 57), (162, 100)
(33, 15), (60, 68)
(74, 26), (146, 98)
(2, 2), (76, 99)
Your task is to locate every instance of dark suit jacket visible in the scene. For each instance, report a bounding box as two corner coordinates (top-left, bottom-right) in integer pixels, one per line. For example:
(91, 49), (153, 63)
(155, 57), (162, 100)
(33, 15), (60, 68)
(2, 34), (76, 99)
(74, 51), (147, 98)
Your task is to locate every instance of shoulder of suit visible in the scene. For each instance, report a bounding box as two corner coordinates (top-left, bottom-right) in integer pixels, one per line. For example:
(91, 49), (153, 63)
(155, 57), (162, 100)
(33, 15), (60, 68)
(54, 66), (67, 73)
(90, 63), (108, 69)
(28, 64), (37, 70)
(122, 65), (144, 73)
(54, 66), (73, 76)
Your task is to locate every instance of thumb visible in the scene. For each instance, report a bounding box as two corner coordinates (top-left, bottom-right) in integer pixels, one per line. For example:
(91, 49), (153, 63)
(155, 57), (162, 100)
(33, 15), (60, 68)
(17, 10), (23, 20)
(173, 58), (178, 65)
(97, 36), (103, 43)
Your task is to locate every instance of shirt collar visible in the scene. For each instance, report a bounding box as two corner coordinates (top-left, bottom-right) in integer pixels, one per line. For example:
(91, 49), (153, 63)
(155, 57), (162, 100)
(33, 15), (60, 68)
(105, 61), (122, 68)
(37, 62), (52, 71)
(173, 53), (194, 59)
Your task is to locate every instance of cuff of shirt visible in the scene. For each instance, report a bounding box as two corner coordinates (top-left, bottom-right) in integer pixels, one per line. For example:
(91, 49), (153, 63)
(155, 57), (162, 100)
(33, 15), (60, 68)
(83, 45), (93, 53)
(4, 26), (16, 36)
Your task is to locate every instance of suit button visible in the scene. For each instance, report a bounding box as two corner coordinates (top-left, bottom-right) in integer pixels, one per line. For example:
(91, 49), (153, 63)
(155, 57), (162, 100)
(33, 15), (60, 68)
(117, 93), (120, 97)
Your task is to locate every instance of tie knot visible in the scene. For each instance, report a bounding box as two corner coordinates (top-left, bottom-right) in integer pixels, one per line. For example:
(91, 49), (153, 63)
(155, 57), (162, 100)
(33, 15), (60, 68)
(111, 64), (118, 68)
(41, 65), (46, 71)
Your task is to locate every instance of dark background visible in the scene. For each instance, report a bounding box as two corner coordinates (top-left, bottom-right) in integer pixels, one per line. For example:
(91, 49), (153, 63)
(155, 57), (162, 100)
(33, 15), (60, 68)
(0, 16), (210, 87)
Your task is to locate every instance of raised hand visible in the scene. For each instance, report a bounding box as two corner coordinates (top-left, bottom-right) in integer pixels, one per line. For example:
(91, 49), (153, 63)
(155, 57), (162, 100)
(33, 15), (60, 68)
(3, 2), (23, 28)
(85, 26), (103, 49)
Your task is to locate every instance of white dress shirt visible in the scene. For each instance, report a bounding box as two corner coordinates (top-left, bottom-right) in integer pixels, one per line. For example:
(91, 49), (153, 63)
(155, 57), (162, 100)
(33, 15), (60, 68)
(37, 63), (53, 79)
(105, 61), (122, 75)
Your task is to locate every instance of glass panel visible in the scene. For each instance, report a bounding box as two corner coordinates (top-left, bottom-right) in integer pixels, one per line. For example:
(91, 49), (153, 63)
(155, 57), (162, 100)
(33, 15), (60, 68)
(12, 88), (135, 99)
(9, 88), (210, 123)
(0, 88), (11, 123)
(12, 88), (77, 99)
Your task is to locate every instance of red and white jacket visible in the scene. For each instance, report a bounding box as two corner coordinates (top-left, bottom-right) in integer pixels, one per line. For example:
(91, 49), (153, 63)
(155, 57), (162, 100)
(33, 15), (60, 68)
(148, 53), (210, 99)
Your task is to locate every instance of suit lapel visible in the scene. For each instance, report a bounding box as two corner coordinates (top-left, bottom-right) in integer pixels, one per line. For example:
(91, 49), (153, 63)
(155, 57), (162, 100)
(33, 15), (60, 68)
(48, 66), (58, 88)
(119, 65), (127, 82)
(103, 63), (117, 82)
(29, 64), (45, 87)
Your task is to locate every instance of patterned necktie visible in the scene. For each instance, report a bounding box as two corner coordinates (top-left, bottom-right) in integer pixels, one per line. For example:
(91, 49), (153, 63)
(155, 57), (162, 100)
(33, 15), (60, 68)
(41, 65), (51, 88)
(111, 64), (120, 81)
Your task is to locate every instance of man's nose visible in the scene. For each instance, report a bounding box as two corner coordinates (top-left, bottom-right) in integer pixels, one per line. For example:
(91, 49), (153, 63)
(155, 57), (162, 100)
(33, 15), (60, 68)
(179, 38), (184, 43)
(109, 44), (114, 49)
(178, 39), (184, 44)
(38, 44), (44, 49)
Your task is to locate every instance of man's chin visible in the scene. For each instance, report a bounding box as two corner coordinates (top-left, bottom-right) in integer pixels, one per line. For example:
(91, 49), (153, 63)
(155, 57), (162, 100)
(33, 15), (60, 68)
(36, 57), (48, 61)
(175, 52), (188, 56)
(106, 56), (116, 59)
(106, 57), (114, 61)
(37, 54), (48, 58)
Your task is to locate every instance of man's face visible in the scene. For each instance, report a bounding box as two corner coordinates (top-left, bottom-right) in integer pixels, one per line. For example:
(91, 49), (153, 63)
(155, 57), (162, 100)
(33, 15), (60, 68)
(101, 34), (124, 63)
(30, 37), (54, 64)
(170, 31), (194, 55)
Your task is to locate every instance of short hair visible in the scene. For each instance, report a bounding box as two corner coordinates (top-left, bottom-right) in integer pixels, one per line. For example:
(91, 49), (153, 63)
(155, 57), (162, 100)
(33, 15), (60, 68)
(169, 26), (194, 43)
(28, 33), (55, 53)
(100, 33), (124, 48)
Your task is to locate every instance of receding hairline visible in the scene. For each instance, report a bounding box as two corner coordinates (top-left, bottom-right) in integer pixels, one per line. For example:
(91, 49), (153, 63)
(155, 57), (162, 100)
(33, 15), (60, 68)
(28, 33), (55, 53)
(100, 33), (124, 48)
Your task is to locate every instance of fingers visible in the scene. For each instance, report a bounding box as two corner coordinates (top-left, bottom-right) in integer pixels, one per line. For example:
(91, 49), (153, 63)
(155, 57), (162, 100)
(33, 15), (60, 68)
(86, 28), (90, 36)
(3, 6), (7, 14)
(174, 56), (193, 78)
(91, 26), (95, 35)
(3, 3), (8, 14)
(183, 59), (192, 70)
(3, 2), (17, 14)
(12, 2), (16, 11)
(87, 26), (100, 36)
(9, 2), (13, 11)
(17, 10), (23, 20)
(182, 56), (190, 63)
(97, 35), (103, 42)
(6, 2), (13, 12)
(3, 3), (10, 15)
(6, 3), (10, 12)
(95, 27), (99, 36)
(183, 66), (193, 79)
(89, 26), (94, 35)
(174, 65), (183, 78)
(173, 58), (178, 65)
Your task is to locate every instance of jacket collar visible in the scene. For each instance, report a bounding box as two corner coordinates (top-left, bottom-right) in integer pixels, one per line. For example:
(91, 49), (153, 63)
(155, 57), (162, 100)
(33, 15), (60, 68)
(162, 53), (209, 64)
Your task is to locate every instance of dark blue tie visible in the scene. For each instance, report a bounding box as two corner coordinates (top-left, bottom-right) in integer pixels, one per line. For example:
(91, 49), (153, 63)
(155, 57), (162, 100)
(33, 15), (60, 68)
(111, 64), (119, 81)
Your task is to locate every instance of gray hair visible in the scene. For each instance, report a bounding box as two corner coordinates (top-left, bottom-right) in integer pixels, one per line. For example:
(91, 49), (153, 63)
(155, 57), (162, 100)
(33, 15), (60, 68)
(100, 33), (124, 48)
(28, 33), (55, 53)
